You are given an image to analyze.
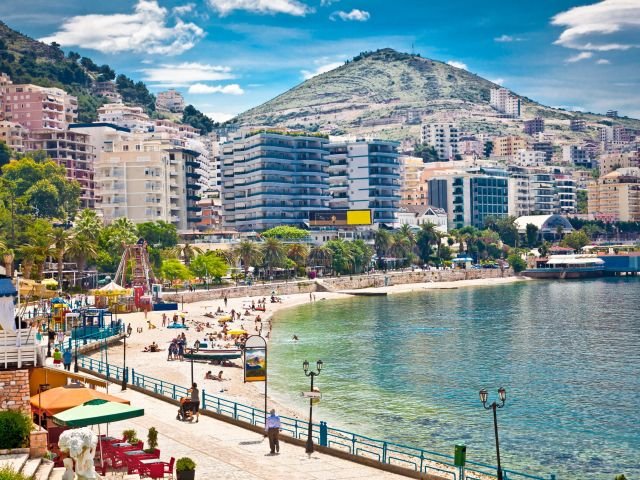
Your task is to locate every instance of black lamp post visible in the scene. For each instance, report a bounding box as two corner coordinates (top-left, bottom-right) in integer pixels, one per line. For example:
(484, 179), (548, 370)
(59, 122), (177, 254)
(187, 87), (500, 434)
(121, 330), (128, 390)
(46, 317), (52, 358)
(189, 348), (195, 385)
(73, 325), (79, 373)
(303, 359), (323, 454)
(479, 387), (507, 480)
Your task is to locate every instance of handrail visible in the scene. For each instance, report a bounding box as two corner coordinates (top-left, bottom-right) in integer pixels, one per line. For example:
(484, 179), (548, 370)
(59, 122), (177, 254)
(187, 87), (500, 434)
(77, 355), (555, 480)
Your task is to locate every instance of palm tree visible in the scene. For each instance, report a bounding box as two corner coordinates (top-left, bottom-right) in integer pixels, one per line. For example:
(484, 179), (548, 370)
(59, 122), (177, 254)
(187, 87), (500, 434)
(307, 245), (332, 270)
(73, 209), (103, 242)
(287, 243), (309, 267)
(398, 224), (416, 248)
(233, 240), (263, 277)
(66, 234), (98, 273)
(170, 242), (204, 265)
(416, 223), (438, 264)
(212, 249), (236, 266)
(374, 229), (392, 267)
(51, 228), (71, 285)
(262, 237), (287, 278)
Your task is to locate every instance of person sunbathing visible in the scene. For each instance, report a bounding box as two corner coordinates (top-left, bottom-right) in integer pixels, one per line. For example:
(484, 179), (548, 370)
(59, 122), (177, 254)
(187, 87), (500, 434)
(205, 371), (215, 380)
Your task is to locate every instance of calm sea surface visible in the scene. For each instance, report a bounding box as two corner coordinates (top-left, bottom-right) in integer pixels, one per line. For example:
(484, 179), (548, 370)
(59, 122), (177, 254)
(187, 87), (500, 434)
(268, 278), (640, 479)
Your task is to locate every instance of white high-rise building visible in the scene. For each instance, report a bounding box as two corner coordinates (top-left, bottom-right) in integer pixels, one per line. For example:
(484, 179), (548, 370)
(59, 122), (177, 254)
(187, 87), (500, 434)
(156, 89), (185, 113)
(421, 123), (459, 160)
(490, 88), (521, 118)
(97, 103), (154, 132)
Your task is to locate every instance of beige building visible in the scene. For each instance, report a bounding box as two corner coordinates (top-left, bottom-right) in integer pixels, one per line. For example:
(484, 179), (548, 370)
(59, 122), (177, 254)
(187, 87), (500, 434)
(588, 168), (640, 222)
(399, 155), (425, 206)
(95, 134), (202, 230)
(492, 136), (527, 159)
(0, 120), (28, 152)
(599, 151), (640, 176)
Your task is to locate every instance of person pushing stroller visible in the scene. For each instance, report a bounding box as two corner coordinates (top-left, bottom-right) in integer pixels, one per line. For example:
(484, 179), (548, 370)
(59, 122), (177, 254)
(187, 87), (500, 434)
(177, 382), (200, 422)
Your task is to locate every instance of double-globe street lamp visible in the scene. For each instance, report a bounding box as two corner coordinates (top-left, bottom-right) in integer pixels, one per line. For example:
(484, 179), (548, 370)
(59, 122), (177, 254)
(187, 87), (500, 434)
(303, 359), (323, 454)
(479, 387), (507, 480)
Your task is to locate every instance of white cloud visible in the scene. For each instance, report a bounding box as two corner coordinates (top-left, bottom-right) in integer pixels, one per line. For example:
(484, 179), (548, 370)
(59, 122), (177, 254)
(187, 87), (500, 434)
(40, 0), (204, 55)
(491, 78), (505, 86)
(320, 0), (339, 5)
(206, 112), (236, 123)
(173, 3), (195, 15)
(551, 0), (640, 52)
(566, 51), (593, 62)
(141, 62), (235, 85)
(494, 34), (522, 42)
(188, 83), (245, 95)
(446, 60), (468, 70)
(301, 61), (343, 79)
(208, 0), (312, 16)
(596, 58), (611, 64)
(330, 9), (370, 21)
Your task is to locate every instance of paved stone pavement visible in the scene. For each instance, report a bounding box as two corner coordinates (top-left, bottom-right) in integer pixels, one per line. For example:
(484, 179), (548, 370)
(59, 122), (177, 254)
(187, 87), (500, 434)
(104, 388), (409, 480)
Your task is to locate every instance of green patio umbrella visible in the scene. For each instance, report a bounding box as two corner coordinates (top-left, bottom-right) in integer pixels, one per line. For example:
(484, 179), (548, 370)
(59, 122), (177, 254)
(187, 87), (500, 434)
(53, 398), (145, 474)
(52, 399), (144, 427)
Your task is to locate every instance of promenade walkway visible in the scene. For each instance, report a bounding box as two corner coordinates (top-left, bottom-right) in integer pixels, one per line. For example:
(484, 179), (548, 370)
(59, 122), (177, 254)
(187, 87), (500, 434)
(104, 388), (408, 480)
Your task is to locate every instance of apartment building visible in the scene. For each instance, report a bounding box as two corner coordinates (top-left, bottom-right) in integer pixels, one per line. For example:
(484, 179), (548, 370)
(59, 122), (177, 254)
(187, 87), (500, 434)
(2, 83), (77, 130)
(562, 145), (597, 169)
(156, 89), (185, 113)
(94, 134), (201, 230)
(489, 88), (520, 118)
(91, 81), (121, 103)
(508, 167), (577, 217)
(492, 136), (526, 160)
(428, 168), (511, 229)
(26, 130), (95, 208)
(599, 151), (640, 176)
(569, 118), (586, 132)
(97, 103), (154, 132)
(421, 123), (459, 160)
(588, 168), (640, 222)
(516, 149), (546, 167)
(398, 155), (424, 207)
(221, 130), (330, 231)
(523, 117), (545, 135)
(327, 140), (400, 224)
(0, 120), (28, 152)
(532, 141), (554, 163)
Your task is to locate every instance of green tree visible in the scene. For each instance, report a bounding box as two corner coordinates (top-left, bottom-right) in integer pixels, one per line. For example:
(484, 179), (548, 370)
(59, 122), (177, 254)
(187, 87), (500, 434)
(307, 245), (332, 269)
(66, 233), (98, 273)
(495, 216), (519, 247)
(233, 240), (263, 276)
(416, 223), (438, 264)
(73, 209), (103, 242)
(576, 190), (588, 214)
(160, 259), (191, 282)
(349, 239), (374, 273)
(181, 105), (217, 134)
(287, 243), (309, 268)
(170, 242), (204, 266)
(374, 229), (392, 267)
(325, 239), (354, 274)
(261, 226), (309, 240)
(507, 253), (527, 273)
(525, 223), (539, 248)
(21, 219), (54, 279)
(0, 142), (11, 168)
(561, 230), (590, 251)
(137, 221), (178, 249)
(51, 227), (71, 286)
(262, 237), (287, 276)
(189, 252), (229, 283)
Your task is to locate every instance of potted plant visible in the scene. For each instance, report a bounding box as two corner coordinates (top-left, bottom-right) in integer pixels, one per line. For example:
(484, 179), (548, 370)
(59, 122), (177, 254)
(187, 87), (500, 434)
(145, 427), (159, 455)
(122, 429), (139, 445)
(176, 457), (196, 480)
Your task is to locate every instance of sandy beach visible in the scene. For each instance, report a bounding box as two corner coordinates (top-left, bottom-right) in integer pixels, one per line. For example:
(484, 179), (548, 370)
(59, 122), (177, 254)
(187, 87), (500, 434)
(89, 275), (528, 421)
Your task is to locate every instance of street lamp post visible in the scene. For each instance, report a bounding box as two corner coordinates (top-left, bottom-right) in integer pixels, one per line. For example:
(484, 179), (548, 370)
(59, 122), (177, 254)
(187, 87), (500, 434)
(303, 359), (323, 454)
(479, 387), (507, 480)
(121, 330), (127, 390)
(189, 348), (195, 385)
(73, 325), (79, 373)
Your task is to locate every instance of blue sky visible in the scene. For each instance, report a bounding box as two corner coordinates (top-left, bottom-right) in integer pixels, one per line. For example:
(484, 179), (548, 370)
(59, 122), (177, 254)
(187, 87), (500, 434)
(2, 0), (639, 120)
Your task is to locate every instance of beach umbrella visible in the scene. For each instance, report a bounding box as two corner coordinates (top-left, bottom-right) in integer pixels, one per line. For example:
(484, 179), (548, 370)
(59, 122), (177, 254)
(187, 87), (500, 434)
(52, 399), (144, 427)
(30, 383), (130, 416)
(227, 329), (247, 335)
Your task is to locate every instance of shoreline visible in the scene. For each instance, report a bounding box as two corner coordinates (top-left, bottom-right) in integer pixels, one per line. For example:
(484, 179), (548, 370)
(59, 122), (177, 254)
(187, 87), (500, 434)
(88, 275), (527, 423)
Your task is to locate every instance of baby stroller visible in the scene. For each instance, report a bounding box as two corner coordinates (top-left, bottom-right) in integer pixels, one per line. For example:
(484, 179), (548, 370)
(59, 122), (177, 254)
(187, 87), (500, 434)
(177, 398), (199, 422)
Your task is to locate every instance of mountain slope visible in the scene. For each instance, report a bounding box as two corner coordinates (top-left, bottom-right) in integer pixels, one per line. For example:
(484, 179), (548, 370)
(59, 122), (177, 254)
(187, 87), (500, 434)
(233, 48), (640, 143)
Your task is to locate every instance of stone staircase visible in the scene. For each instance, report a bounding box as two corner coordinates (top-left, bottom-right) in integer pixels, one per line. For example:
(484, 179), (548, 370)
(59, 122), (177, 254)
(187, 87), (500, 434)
(0, 453), (141, 479)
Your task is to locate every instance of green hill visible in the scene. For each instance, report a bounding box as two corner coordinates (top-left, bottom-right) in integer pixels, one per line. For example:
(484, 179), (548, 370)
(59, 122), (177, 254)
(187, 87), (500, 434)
(233, 48), (640, 144)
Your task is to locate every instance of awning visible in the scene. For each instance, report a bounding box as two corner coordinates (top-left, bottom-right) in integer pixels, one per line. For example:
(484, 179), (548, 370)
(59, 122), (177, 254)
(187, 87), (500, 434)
(53, 399), (144, 427)
(0, 277), (17, 297)
(30, 383), (130, 416)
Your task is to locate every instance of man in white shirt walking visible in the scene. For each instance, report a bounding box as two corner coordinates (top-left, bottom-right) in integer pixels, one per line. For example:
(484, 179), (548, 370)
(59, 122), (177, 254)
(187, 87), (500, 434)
(265, 409), (281, 454)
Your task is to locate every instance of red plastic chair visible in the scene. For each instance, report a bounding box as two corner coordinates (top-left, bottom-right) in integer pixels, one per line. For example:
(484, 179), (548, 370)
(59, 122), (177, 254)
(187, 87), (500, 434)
(162, 457), (175, 479)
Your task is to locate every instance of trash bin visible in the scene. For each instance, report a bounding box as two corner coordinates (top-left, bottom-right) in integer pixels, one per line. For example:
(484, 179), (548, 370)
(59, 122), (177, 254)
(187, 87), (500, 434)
(454, 444), (466, 467)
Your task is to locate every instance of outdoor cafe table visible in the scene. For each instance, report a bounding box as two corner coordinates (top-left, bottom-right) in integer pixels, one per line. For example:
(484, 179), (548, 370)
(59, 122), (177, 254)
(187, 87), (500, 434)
(139, 459), (166, 479)
(122, 450), (159, 473)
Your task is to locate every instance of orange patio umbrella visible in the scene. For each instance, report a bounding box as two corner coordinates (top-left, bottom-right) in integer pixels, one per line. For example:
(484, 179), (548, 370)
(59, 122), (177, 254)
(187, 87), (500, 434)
(30, 383), (130, 416)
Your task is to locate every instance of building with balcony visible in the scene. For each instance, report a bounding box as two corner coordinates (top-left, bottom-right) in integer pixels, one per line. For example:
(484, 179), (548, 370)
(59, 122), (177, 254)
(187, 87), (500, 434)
(97, 103), (154, 132)
(94, 134), (201, 229)
(588, 168), (640, 222)
(599, 151), (640, 176)
(570, 118), (586, 132)
(327, 140), (400, 224)
(1, 83), (77, 130)
(91, 81), (122, 103)
(399, 155), (426, 206)
(25, 130), (95, 208)
(221, 130), (331, 231)
(562, 145), (597, 169)
(421, 123), (459, 160)
(428, 168), (511, 229)
(490, 88), (521, 118)
(156, 89), (185, 113)
(508, 167), (577, 217)
(0, 120), (28, 152)
(492, 136), (526, 160)
(524, 117), (545, 135)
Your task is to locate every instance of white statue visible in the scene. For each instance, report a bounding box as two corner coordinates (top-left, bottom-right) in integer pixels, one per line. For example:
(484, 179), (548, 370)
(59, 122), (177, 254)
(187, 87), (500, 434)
(58, 427), (98, 480)
(62, 458), (75, 480)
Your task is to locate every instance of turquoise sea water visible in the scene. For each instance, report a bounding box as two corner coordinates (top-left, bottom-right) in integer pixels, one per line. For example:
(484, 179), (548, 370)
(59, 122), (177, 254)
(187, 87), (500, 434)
(268, 278), (640, 479)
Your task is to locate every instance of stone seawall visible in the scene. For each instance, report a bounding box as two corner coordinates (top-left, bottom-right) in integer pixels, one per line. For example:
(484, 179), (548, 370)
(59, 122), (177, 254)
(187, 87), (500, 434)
(163, 268), (514, 304)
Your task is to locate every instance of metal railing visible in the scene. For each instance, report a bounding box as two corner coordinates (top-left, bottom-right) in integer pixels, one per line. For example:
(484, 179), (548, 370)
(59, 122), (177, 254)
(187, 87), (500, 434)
(78, 355), (555, 480)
